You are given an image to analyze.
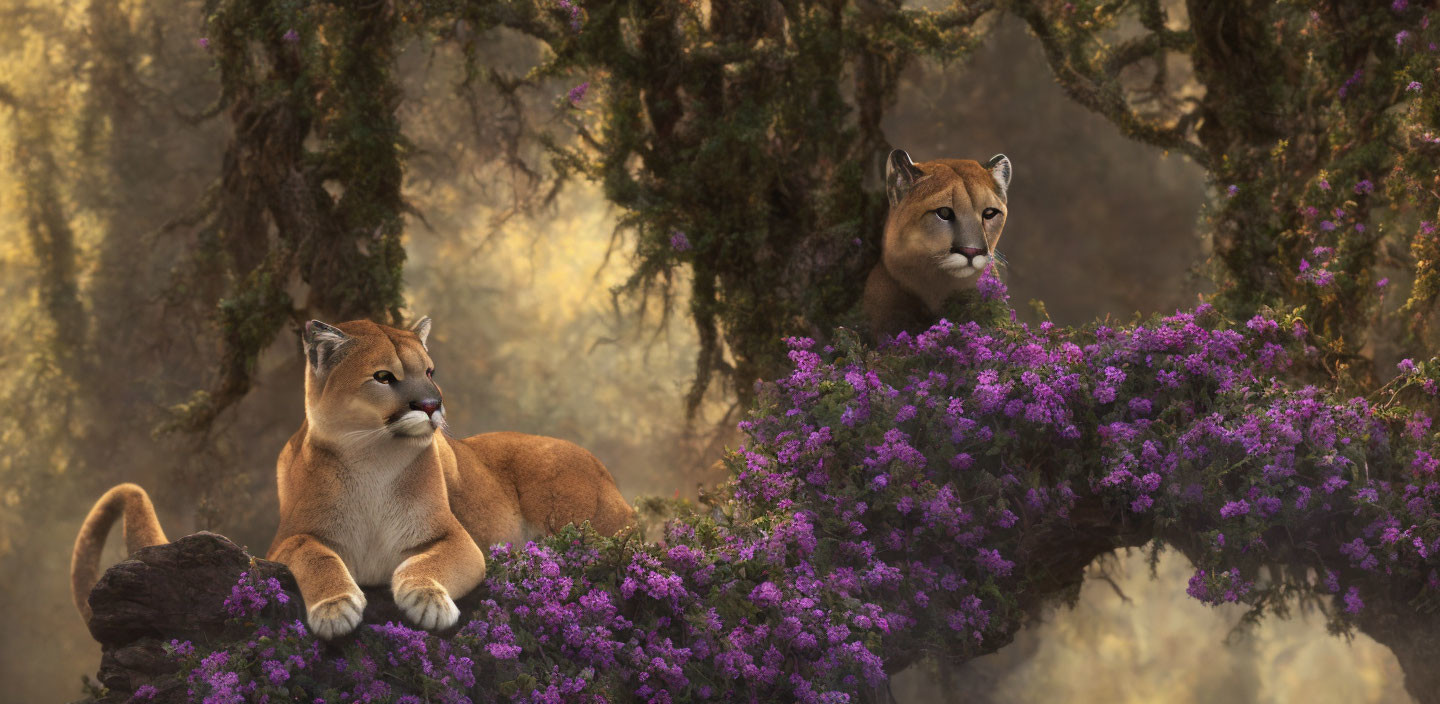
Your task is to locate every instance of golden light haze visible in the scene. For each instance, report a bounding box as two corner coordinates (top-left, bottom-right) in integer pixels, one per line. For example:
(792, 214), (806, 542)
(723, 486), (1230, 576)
(0, 1), (1412, 700)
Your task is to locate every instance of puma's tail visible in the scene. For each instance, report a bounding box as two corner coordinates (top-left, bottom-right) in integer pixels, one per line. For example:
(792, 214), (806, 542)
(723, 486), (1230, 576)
(70, 483), (168, 621)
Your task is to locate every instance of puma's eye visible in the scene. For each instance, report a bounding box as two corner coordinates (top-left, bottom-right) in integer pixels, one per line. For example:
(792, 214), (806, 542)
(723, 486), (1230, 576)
(373, 371), (396, 384)
(935, 207), (955, 221)
(982, 207), (1002, 220)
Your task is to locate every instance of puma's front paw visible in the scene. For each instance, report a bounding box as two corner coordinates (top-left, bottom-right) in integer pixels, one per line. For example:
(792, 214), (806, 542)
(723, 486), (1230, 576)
(307, 590), (367, 639)
(393, 578), (459, 631)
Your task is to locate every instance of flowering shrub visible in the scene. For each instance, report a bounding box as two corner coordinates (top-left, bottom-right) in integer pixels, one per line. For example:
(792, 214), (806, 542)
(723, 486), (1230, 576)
(224, 571), (290, 618)
(1197, 2), (1440, 378)
(147, 279), (1440, 702)
(169, 518), (888, 703)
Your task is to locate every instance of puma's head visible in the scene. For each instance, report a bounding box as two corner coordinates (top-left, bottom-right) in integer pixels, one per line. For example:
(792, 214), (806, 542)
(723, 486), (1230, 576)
(301, 317), (444, 450)
(882, 149), (1012, 307)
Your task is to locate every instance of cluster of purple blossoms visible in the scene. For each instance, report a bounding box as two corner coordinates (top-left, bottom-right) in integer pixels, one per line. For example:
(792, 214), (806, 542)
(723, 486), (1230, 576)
(567, 82), (589, 106)
(161, 271), (1440, 701)
(556, 0), (583, 32)
(222, 570), (289, 618)
(737, 275), (1440, 657)
(179, 514), (886, 701)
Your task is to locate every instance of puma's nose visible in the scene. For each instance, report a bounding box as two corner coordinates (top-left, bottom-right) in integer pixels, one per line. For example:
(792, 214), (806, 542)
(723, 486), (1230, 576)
(411, 398), (441, 415)
(954, 246), (985, 259)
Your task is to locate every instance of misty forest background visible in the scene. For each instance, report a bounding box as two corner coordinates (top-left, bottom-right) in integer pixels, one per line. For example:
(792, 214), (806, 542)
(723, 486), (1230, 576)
(0, 0), (1426, 701)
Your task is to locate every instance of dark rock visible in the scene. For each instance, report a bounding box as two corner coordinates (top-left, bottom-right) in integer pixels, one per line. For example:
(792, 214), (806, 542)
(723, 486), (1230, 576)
(85, 532), (303, 702)
(97, 639), (174, 693)
(82, 531), (483, 702)
(87, 532), (303, 646)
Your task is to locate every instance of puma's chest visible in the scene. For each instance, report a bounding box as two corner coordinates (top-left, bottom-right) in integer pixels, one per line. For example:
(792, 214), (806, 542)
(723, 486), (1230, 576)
(328, 468), (437, 586)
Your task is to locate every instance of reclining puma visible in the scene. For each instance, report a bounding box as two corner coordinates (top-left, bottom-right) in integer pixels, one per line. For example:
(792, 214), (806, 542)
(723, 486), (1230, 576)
(72, 317), (634, 638)
(864, 149), (1013, 340)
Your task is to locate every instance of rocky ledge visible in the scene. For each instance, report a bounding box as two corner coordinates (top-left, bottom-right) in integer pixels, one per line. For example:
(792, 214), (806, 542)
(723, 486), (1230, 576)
(76, 532), (483, 703)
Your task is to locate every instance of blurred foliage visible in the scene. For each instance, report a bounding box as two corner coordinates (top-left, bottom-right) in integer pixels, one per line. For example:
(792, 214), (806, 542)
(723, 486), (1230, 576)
(1002, 0), (1440, 391)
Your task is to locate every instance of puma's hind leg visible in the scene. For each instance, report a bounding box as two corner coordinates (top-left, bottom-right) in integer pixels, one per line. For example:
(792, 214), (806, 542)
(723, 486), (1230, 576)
(391, 524), (486, 631)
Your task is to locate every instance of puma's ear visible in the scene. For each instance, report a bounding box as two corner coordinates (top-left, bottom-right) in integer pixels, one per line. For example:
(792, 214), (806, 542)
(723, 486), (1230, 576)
(886, 149), (924, 207)
(987, 154), (1012, 199)
(410, 316), (432, 348)
(303, 320), (352, 376)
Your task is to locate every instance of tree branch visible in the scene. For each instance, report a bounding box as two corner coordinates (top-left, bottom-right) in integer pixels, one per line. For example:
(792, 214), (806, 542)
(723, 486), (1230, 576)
(1009, 0), (1209, 164)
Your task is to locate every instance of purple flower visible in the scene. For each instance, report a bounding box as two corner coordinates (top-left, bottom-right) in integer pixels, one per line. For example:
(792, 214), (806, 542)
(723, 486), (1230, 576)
(1219, 500), (1250, 519)
(1408, 81), (1423, 93)
(1340, 69), (1364, 99)
(1397, 30), (1411, 46)
(1226, 184), (1239, 197)
(976, 268), (1007, 301)
(486, 642), (522, 660)
(670, 230), (691, 252)
(283, 29), (300, 43)
(197, 37), (210, 50)
(1354, 179), (1374, 194)
(223, 571), (289, 618)
(750, 581), (783, 608)
(1344, 586), (1364, 613)
(264, 659), (291, 685)
(557, 0), (584, 31)
(975, 548), (1014, 577)
(568, 81), (589, 105)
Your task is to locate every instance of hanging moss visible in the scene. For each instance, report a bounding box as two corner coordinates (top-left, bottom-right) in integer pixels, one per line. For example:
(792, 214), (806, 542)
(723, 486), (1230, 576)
(1008, 0), (1437, 390)
(439, 0), (990, 415)
(167, 0), (422, 432)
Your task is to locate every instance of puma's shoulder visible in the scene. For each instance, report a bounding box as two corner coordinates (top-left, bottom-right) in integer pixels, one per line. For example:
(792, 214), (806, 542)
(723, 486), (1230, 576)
(863, 263), (932, 341)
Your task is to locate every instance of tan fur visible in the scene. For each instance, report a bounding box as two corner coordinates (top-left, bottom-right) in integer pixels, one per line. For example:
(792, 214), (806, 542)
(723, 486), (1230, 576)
(269, 318), (634, 638)
(70, 483), (168, 621)
(864, 150), (1012, 340)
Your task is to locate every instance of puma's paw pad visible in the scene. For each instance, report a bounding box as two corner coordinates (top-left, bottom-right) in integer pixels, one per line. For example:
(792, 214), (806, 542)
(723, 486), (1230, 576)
(307, 591), (366, 640)
(394, 579), (459, 631)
